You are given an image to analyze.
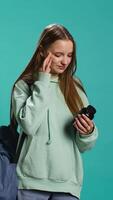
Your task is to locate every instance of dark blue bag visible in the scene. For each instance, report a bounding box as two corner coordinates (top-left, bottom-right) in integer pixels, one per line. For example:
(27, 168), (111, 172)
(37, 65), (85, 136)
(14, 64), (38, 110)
(0, 144), (17, 200)
(0, 125), (25, 200)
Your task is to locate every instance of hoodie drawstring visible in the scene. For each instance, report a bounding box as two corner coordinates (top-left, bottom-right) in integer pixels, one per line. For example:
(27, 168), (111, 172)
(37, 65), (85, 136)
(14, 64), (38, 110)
(46, 109), (52, 145)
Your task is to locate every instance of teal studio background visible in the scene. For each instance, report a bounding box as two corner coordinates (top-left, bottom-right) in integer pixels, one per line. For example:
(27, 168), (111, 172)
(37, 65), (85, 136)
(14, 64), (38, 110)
(0, 0), (113, 199)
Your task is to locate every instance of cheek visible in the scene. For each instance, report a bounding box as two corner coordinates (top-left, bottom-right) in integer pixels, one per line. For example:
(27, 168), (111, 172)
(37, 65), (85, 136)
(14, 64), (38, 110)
(52, 57), (61, 64)
(68, 57), (72, 64)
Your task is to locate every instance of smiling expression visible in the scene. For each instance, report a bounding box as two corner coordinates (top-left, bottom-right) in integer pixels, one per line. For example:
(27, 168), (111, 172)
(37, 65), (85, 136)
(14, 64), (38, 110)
(47, 40), (73, 75)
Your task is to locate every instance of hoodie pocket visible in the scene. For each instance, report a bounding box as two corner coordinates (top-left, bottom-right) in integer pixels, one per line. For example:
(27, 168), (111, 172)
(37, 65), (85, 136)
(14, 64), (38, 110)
(21, 135), (49, 179)
(46, 142), (74, 181)
(21, 138), (74, 181)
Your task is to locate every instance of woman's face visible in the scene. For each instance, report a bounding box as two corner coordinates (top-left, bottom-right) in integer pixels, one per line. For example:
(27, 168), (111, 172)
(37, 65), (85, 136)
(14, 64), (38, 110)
(47, 39), (73, 75)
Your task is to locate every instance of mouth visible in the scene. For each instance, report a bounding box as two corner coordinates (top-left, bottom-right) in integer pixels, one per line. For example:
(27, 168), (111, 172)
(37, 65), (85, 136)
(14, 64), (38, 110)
(57, 65), (66, 70)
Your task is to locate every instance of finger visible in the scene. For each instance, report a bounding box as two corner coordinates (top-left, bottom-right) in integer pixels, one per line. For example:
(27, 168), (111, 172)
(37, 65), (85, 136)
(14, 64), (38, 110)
(45, 58), (52, 72)
(78, 115), (94, 132)
(77, 114), (90, 129)
(75, 118), (87, 133)
(81, 114), (92, 125)
(81, 114), (94, 129)
(73, 121), (87, 135)
(46, 52), (52, 61)
(43, 53), (52, 71)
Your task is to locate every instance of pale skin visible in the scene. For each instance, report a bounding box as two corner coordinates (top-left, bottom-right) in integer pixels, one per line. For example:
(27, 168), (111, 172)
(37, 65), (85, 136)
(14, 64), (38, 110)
(39, 39), (94, 135)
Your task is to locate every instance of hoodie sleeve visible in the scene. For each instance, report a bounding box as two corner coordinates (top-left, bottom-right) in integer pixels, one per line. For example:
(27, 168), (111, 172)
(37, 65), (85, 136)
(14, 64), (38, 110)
(12, 72), (51, 136)
(74, 79), (98, 153)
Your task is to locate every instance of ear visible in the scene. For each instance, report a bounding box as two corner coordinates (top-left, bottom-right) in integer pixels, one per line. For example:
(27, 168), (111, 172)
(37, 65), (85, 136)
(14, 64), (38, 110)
(39, 45), (47, 58)
(40, 52), (44, 57)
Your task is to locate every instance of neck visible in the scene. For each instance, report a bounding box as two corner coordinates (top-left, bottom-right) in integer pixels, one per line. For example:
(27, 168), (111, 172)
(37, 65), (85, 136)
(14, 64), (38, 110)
(51, 73), (59, 78)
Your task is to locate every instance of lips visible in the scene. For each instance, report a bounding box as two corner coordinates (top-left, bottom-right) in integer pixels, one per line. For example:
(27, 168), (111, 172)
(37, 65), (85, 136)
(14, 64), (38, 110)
(58, 65), (66, 69)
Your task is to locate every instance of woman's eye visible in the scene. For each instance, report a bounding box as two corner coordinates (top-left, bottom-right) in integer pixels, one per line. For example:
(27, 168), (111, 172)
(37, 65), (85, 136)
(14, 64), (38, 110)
(68, 54), (72, 57)
(54, 54), (61, 57)
(54, 53), (72, 58)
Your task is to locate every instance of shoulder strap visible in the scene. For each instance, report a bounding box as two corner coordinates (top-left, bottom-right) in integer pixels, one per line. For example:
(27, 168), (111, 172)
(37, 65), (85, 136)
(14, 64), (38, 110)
(13, 132), (26, 163)
(11, 81), (32, 163)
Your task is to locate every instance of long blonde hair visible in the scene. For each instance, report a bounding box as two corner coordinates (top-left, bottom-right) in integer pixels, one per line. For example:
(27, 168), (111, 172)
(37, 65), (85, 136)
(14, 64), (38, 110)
(10, 24), (86, 128)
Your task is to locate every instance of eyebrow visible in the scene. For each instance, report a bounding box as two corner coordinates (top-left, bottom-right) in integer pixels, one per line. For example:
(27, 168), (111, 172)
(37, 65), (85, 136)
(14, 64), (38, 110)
(54, 51), (73, 54)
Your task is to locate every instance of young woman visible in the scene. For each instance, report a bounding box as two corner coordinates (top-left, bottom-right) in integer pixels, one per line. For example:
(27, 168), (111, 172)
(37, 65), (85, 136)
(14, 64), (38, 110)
(11, 24), (98, 200)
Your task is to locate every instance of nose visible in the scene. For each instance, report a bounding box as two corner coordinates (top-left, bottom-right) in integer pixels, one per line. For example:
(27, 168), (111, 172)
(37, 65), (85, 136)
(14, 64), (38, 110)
(61, 56), (68, 65)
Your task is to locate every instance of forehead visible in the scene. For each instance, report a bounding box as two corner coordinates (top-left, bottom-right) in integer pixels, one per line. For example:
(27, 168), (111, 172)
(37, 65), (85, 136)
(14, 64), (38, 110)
(48, 40), (73, 52)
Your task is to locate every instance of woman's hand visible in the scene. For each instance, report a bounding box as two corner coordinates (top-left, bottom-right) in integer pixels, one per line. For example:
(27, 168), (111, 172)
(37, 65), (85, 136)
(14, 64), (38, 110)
(39, 52), (52, 73)
(73, 114), (94, 135)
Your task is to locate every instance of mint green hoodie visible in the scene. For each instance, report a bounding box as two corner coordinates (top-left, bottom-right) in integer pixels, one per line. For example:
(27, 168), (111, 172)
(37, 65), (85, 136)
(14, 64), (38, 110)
(12, 72), (98, 198)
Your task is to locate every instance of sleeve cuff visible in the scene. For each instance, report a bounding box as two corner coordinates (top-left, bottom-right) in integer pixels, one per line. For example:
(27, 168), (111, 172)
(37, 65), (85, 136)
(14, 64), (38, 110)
(79, 125), (96, 138)
(35, 72), (51, 83)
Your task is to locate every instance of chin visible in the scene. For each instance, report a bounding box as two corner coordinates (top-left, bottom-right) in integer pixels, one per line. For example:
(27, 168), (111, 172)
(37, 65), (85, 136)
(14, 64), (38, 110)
(52, 69), (65, 74)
